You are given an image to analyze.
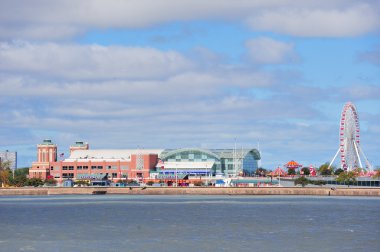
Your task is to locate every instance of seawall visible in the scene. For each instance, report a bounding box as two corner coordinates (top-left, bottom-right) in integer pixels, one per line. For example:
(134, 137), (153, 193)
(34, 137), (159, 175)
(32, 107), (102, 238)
(1, 187), (380, 196)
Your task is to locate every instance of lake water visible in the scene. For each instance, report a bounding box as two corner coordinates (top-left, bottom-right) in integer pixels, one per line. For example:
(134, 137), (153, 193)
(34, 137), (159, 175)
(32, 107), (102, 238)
(0, 195), (379, 252)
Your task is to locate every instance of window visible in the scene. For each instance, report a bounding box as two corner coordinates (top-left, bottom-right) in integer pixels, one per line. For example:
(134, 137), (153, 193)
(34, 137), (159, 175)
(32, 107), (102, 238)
(62, 173), (74, 178)
(63, 166), (68, 170)
(77, 166), (82, 170)
(97, 166), (103, 170)
(107, 166), (112, 169)
(69, 166), (74, 170)
(50, 166), (53, 170)
(112, 173), (118, 177)
(83, 166), (88, 170)
(91, 166), (97, 170)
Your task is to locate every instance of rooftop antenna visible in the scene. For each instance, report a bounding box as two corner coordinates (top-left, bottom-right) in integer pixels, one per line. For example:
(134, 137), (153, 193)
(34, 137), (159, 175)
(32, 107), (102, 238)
(233, 138), (237, 177)
(257, 141), (262, 168)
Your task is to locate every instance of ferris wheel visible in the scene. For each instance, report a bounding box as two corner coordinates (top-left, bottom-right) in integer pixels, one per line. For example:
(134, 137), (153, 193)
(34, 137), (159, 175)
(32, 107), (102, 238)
(329, 102), (372, 171)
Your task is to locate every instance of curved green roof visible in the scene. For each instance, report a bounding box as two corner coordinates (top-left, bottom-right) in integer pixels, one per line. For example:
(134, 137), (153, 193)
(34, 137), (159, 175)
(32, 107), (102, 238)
(160, 148), (221, 161)
(160, 148), (261, 160)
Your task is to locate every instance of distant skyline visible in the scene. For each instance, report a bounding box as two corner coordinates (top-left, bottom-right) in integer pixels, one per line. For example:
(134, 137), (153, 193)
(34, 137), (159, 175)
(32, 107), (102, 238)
(0, 0), (379, 169)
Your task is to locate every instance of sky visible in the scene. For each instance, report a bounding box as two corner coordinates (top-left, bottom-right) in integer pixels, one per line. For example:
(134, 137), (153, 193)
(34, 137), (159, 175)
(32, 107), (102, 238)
(0, 0), (379, 169)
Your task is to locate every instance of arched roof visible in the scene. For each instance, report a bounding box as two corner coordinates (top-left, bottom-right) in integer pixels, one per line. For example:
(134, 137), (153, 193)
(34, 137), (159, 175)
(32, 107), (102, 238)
(160, 148), (221, 161)
(212, 149), (261, 160)
(248, 149), (261, 160)
(160, 148), (261, 160)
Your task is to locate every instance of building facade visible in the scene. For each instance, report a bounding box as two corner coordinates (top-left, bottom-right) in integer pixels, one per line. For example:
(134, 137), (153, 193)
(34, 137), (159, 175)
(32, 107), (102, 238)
(0, 150), (17, 170)
(156, 148), (261, 178)
(28, 140), (261, 182)
(29, 140), (160, 181)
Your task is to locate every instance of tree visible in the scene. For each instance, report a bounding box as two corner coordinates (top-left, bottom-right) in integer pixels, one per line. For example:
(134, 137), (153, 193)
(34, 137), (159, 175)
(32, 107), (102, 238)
(44, 178), (57, 186)
(287, 168), (296, 176)
(0, 160), (11, 187)
(25, 178), (44, 187)
(146, 181), (154, 186)
(372, 168), (380, 179)
(9, 167), (30, 187)
(75, 180), (90, 186)
(255, 168), (267, 177)
(300, 167), (310, 176)
(318, 163), (333, 176)
(336, 171), (357, 186)
(334, 168), (344, 175)
(294, 177), (310, 187)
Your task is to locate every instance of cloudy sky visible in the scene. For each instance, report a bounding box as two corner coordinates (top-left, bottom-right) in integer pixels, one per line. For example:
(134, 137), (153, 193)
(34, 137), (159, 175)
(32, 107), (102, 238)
(0, 0), (379, 169)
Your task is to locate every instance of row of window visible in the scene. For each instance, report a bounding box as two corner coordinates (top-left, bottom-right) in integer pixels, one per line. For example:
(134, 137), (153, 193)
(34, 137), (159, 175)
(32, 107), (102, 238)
(51, 165), (128, 171)
(54, 173), (126, 179)
(167, 159), (216, 162)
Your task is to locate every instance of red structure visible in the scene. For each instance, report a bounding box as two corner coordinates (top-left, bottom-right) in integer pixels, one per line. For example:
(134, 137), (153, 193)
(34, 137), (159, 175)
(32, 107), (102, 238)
(308, 165), (317, 176)
(268, 167), (287, 177)
(29, 139), (160, 182)
(284, 160), (302, 170)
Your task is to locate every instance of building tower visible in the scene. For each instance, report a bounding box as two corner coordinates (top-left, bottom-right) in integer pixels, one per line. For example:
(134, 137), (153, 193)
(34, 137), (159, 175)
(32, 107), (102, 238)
(37, 139), (57, 163)
(30, 139), (57, 179)
(69, 141), (89, 154)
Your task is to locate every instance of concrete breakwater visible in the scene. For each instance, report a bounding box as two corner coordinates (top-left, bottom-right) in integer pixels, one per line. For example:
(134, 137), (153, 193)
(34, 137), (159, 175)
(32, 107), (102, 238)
(1, 187), (380, 196)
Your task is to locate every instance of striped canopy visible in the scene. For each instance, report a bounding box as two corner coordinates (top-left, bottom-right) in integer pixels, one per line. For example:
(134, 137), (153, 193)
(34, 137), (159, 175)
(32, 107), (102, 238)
(285, 160), (302, 169)
(268, 167), (287, 176)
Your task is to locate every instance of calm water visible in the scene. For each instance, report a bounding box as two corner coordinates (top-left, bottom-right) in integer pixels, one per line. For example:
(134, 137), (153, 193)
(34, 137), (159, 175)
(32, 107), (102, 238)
(0, 195), (379, 252)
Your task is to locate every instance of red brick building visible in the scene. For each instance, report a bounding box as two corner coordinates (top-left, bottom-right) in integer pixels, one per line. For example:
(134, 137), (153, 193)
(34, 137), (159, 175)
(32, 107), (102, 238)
(29, 139), (161, 182)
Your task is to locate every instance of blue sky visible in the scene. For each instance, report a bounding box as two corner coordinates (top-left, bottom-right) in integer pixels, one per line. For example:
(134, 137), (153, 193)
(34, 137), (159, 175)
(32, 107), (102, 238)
(0, 0), (379, 169)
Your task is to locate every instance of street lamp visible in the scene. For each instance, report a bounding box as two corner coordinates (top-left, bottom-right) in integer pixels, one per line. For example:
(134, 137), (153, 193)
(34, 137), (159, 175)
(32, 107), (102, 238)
(175, 163), (178, 187)
(205, 164), (208, 187)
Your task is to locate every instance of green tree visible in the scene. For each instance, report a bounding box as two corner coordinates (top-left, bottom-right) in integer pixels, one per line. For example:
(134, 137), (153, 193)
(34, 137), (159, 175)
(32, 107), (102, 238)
(75, 180), (90, 186)
(318, 163), (333, 176)
(8, 167), (30, 187)
(25, 178), (44, 187)
(310, 180), (326, 186)
(0, 160), (11, 187)
(372, 169), (380, 179)
(336, 171), (358, 186)
(44, 178), (57, 186)
(146, 181), (154, 186)
(255, 168), (267, 177)
(334, 168), (344, 175)
(287, 168), (296, 175)
(300, 167), (310, 176)
(294, 177), (310, 187)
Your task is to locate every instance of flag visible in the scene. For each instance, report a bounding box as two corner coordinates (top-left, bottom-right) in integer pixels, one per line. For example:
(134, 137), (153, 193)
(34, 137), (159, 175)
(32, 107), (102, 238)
(157, 158), (164, 169)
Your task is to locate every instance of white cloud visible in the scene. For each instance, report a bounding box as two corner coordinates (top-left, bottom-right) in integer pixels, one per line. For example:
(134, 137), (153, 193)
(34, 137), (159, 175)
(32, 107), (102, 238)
(245, 37), (297, 64)
(0, 41), (194, 80)
(0, 1), (379, 39)
(247, 4), (380, 37)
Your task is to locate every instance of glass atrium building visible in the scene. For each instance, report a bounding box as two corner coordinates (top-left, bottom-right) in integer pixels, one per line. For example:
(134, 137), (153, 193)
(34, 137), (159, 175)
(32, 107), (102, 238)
(157, 148), (261, 177)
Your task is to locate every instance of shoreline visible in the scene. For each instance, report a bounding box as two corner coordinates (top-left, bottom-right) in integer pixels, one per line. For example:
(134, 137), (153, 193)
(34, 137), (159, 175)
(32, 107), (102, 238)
(1, 187), (380, 196)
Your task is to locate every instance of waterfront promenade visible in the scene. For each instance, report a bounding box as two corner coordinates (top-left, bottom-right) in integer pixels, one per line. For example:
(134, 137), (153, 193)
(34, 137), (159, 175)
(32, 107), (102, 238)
(1, 187), (380, 196)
